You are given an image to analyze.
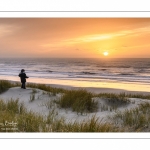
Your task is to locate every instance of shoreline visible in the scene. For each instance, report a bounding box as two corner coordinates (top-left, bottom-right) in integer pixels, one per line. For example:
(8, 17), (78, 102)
(2, 78), (150, 96)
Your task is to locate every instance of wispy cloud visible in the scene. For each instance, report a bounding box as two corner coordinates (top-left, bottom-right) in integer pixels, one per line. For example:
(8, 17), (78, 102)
(0, 24), (16, 37)
(41, 25), (150, 48)
(63, 26), (150, 45)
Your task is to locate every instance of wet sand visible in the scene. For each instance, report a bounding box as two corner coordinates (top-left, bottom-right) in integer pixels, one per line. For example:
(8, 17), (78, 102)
(0, 75), (150, 94)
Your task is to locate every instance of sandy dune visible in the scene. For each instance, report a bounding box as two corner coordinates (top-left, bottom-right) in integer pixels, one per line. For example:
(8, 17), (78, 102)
(0, 86), (150, 123)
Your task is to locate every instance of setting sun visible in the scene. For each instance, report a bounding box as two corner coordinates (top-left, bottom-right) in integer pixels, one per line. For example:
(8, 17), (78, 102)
(103, 52), (109, 56)
(1, 18), (150, 58)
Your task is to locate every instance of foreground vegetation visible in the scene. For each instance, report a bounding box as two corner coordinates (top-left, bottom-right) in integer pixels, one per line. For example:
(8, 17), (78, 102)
(0, 98), (150, 132)
(55, 89), (98, 114)
(27, 83), (66, 96)
(0, 80), (150, 132)
(112, 102), (150, 132)
(0, 99), (118, 132)
(0, 80), (20, 94)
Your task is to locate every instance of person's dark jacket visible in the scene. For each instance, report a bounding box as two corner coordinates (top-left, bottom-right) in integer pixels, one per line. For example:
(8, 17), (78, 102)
(18, 72), (29, 83)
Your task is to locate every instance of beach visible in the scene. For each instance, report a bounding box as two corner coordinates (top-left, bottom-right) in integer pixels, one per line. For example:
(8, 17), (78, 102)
(1, 74), (150, 93)
(0, 58), (150, 132)
(0, 79), (150, 132)
(1, 58), (150, 93)
(0, 86), (146, 123)
(1, 17), (150, 148)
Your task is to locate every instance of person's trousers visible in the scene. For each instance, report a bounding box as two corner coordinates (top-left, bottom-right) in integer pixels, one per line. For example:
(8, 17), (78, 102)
(21, 82), (26, 89)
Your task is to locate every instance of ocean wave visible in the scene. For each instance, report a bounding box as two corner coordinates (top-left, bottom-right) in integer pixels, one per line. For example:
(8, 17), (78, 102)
(81, 71), (96, 75)
(46, 70), (53, 73)
(118, 73), (135, 76)
(118, 66), (131, 68)
(99, 69), (107, 71)
(137, 69), (146, 73)
(1, 58), (150, 84)
(97, 65), (131, 68)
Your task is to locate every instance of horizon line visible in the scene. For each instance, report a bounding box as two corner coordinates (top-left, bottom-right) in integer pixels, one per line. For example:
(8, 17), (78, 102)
(0, 57), (150, 59)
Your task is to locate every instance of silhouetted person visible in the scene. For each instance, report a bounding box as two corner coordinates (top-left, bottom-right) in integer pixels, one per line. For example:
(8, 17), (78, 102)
(18, 69), (29, 89)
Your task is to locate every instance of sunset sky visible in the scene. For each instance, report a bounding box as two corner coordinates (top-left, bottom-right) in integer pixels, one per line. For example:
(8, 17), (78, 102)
(0, 18), (150, 58)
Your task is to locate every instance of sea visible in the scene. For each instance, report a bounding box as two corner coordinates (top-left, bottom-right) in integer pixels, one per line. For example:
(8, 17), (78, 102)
(0, 58), (150, 89)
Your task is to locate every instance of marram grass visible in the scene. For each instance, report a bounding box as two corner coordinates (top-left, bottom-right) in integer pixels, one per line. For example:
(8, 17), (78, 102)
(0, 80), (20, 93)
(0, 99), (119, 132)
(27, 83), (66, 95)
(1, 80), (150, 132)
(112, 102), (150, 132)
(98, 93), (130, 106)
(56, 89), (98, 114)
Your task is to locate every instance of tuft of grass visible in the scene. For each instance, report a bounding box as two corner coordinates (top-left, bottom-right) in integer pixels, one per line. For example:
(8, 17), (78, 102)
(98, 92), (150, 101)
(112, 102), (150, 132)
(56, 115), (119, 132)
(17, 111), (46, 132)
(98, 93), (130, 107)
(27, 83), (66, 96)
(45, 99), (56, 109)
(56, 89), (98, 114)
(29, 88), (38, 102)
(125, 93), (150, 100)
(0, 98), (46, 132)
(0, 80), (13, 93)
(0, 80), (21, 94)
(0, 98), (118, 132)
(6, 98), (20, 114)
(29, 94), (35, 102)
(99, 104), (109, 112)
(32, 88), (38, 94)
(0, 98), (21, 114)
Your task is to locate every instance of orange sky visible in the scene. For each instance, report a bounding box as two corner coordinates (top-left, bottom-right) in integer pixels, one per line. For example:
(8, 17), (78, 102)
(0, 18), (150, 58)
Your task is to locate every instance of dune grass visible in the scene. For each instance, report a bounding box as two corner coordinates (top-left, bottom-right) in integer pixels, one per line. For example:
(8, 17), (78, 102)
(27, 84), (99, 114)
(98, 92), (150, 100)
(112, 102), (150, 132)
(29, 89), (37, 102)
(96, 93), (131, 112)
(97, 93), (130, 105)
(46, 115), (119, 132)
(126, 93), (150, 100)
(1, 80), (150, 132)
(0, 80), (20, 94)
(29, 94), (35, 102)
(32, 88), (38, 94)
(0, 98), (47, 132)
(55, 89), (98, 114)
(27, 83), (66, 96)
(0, 98), (118, 132)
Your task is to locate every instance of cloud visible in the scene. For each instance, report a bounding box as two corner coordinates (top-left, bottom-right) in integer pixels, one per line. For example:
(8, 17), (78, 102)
(0, 24), (18, 38)
(41, 24), (150, 49)
(38, 21), (150, 47)
(1, 18), (150, 58)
